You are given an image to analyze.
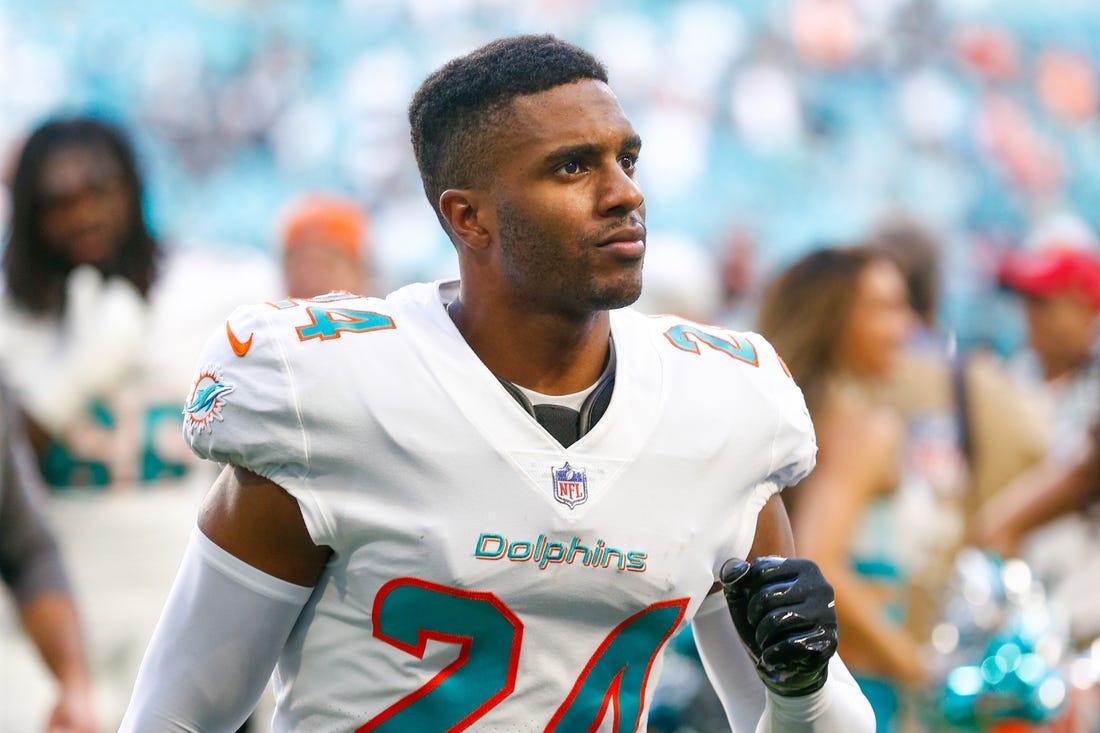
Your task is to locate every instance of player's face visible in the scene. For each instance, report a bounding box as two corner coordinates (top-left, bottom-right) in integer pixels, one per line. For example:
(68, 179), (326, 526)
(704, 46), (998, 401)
(35, 144), (134, 267)
(838, 259), (912, 376)
(485, 79), (646, 315)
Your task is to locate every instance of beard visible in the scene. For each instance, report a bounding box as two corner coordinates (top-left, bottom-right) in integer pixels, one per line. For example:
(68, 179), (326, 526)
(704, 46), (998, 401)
(495, 202), (644, 315)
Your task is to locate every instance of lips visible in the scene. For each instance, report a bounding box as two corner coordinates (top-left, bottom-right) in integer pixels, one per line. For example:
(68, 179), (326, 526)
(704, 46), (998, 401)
(596, 225), (646, 258)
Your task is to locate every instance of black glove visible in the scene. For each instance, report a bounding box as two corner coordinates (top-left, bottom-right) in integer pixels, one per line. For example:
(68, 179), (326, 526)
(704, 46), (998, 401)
(720, 555), (838, 697)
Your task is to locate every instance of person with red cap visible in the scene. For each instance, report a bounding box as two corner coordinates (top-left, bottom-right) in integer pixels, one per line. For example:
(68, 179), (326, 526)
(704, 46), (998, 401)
(998, 216), (1100, 463)
(985, 213), (1100, 646)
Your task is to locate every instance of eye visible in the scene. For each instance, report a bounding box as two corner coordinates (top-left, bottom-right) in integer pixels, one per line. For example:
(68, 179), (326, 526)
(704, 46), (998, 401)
(557, 160), (583, 175)
(619, 154), (638, 173)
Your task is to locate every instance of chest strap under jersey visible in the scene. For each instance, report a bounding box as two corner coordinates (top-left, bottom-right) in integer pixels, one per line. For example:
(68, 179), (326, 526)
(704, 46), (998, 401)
(496, 341), (616, 448)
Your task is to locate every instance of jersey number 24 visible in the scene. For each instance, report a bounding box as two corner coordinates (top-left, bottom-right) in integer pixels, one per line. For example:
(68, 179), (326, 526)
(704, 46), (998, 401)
(359, 577), (689, 732)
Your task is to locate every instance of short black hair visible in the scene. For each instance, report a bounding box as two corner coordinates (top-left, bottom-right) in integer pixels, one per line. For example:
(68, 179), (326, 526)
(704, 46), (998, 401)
(3, 116), (158, 317)
(408, 34), (608, 232)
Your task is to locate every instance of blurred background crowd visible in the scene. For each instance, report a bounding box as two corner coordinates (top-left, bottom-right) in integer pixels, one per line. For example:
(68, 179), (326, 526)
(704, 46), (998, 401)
(1, 0), (1100, 732)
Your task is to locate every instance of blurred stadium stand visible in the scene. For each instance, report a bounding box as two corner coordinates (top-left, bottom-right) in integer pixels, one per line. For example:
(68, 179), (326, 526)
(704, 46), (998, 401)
(1, 0), (1098, 345)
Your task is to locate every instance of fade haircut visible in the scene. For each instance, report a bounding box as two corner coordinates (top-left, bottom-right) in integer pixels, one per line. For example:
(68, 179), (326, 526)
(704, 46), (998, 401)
(408, 34), (608, 235)
(4, 116), (158, 317)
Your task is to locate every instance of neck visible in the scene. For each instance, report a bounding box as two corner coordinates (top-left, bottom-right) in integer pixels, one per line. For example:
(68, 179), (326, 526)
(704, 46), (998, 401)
(447, 288), (611, 395)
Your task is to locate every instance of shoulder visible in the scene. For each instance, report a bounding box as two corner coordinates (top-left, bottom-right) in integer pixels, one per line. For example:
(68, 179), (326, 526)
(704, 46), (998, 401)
(623, 310), (788, 379)
(623, 310), (817, 486)
(183, 283), (446, 493)
(221, 288), (423, 357)
(626, 310), (809, 426)
(185, 284), (436, 421)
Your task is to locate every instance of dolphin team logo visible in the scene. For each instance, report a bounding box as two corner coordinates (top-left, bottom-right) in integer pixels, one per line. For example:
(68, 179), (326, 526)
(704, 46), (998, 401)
(183, 366), (235, 435)
(552, 462), (588, 509)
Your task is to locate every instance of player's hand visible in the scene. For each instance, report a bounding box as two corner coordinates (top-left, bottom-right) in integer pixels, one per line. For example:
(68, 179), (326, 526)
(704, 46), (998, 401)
(720, 555), (838, 697)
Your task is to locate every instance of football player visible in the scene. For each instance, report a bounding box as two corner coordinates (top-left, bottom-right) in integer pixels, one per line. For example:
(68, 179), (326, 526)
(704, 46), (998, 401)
(121, 35), (874, 732)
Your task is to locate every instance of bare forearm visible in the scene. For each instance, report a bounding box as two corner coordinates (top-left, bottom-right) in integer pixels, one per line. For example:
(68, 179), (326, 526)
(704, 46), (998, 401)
(975, 457), (1094, 557)
(20, 592), (92, 692)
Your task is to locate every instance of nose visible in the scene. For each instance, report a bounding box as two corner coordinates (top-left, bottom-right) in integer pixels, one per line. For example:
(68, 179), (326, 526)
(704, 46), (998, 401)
(598, 163), (644, 218)
(67, 191), (105, 225)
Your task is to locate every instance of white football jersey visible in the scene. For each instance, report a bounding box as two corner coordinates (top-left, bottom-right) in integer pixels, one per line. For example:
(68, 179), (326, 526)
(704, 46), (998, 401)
(183, 280), (816, 733)
(0, 248), (279, 487)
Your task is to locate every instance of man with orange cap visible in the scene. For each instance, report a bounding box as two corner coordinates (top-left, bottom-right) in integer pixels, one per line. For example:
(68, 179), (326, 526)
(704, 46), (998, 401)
(280, 193), (374, 299)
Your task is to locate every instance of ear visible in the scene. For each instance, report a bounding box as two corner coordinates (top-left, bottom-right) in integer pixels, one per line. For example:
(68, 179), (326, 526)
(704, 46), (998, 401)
(439, 189), (490, 251)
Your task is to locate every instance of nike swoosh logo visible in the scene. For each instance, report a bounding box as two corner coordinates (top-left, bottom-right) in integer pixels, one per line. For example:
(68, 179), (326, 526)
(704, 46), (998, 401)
(226, 321), (254, 357)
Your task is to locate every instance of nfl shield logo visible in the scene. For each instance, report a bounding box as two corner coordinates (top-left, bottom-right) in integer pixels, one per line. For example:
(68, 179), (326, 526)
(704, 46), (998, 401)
(552, 462), (588, 509)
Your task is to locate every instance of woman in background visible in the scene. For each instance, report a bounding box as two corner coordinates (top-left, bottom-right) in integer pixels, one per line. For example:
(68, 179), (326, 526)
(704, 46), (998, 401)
(758, 246), (923, 733)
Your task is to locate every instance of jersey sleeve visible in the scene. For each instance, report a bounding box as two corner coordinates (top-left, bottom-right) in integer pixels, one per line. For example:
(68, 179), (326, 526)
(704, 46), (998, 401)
(182, 303), (311, 496)
(754, 332), (818, 491)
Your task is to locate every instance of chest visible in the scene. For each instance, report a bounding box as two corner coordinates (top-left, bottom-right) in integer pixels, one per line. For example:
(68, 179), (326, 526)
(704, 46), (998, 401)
(304, 368), (777, 619)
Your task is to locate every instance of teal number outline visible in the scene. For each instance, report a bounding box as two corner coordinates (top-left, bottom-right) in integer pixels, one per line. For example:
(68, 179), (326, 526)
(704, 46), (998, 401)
(296, 307), (396, 341)
(357, 578), (523, 732)
(545, 598), (689, 732)
(664, 324), (759, 366)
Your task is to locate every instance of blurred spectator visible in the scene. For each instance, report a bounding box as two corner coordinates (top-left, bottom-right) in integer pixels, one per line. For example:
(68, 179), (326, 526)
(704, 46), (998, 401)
(714, 225), (760, 330)
(975, 420), (1100, 561)
(0, 114), (278, 730)
(0, 381), (97, 733)
(0, 117), (155, 462)
(999, 213), (1100, 461)
(867, 215), (942, 338)
(989, 211), (1100, 644)
(867, 213), (1046, 529)
(758, 246), (923, 733)
(866, 214), (1048, 675)
(0, 115), (277, 488)
(972, 416), (1100, 648)
(280, 192), (376, 299)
